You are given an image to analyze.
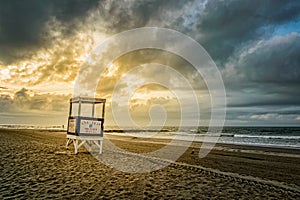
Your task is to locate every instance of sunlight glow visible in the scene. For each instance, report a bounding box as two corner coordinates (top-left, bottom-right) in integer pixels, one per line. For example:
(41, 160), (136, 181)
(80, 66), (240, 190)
(0, 69), (11, 80)
(103, 63), (119, 77)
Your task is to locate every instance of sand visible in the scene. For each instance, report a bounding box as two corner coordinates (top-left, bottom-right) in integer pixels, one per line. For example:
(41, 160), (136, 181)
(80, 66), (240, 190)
(0, 129), (299, 199)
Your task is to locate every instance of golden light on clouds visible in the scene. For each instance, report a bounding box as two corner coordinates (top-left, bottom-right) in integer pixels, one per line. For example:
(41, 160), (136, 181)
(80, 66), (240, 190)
(0, 68), (11, 80)
(0, 17), (103, 94)
(0, 15), (109, 125)
(0, 14), (213, 127)
(102, 63), (119, 77)
(128, 86), (181, 126)
(0, 30), (213, 126)
(89, 48), (213, 126)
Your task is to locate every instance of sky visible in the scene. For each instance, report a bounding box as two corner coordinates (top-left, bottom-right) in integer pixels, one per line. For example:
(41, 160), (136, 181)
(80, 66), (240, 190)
(0, 0), (300, 127)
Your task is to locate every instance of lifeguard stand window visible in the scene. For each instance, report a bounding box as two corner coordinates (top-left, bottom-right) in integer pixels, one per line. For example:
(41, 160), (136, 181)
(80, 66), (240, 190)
(70, 99), (104, 118)
(94, 103), (104, 118)
(71, 103), (79, 117)
(71, 104), (93, 117)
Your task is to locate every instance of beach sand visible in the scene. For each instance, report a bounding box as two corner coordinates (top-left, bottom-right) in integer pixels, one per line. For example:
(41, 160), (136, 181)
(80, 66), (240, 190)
(0, 129), (299, 199)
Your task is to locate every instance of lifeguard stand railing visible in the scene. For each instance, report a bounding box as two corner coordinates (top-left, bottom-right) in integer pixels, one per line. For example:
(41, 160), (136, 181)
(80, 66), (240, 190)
(66, 97), (106, 154)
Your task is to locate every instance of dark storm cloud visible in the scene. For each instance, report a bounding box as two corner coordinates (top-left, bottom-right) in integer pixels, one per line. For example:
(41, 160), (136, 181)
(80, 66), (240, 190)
(229, 96), (300, 108)
(93, 0), (191, 34)
(0, 0), (99, 64)
(2, 0), (299, 65)
(193, 0), (300, 64)
(84, 0), (300, 67)
(238, 33), (300, 84)
(224, 32), (300, 113)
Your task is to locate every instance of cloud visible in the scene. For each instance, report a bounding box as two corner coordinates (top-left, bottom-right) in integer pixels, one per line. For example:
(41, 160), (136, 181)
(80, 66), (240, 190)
(0, 19), (95, 86)
(223, 33), (300, 115)
(0, 95), (13, 112)
(225, 107), (300, 126)
(0, 87), (71, 113)
(0, 0), (192, 64)
(89, 0), (192, 34)
(0, 0), (99, 64)
(192, 0), (300, 64)
(250, 114), (274, 120)
(234, 33), (300, 84)
(78, 48), (209, 99)
(2, 0), (300, 89)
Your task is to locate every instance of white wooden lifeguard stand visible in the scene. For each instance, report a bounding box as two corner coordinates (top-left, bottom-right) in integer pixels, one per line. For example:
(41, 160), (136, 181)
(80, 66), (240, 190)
(66, 97), (106, 154)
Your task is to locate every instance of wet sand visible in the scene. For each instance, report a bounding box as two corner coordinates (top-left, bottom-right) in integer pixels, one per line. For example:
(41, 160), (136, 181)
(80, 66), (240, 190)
(0, 129), (299, 199)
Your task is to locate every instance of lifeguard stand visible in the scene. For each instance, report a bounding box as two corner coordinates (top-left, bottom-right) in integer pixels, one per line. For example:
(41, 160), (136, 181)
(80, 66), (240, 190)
(66, 97), (106, 154)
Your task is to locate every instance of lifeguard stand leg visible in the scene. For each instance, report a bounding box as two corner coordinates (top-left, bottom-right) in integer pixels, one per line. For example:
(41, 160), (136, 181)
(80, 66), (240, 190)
(74, 139), (78, 154)
(74, 139), (87, 154)
(93, 140), (103, 154)
(100, 140), (102, 154)
(66, 138), (71, 149)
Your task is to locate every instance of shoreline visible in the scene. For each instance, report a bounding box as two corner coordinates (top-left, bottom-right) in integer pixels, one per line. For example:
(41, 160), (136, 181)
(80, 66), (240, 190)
(106, 132), (300, 151)
(2, 127), (297, 154)
(106, 134), (300, 160)
(1, 127), (299, 150)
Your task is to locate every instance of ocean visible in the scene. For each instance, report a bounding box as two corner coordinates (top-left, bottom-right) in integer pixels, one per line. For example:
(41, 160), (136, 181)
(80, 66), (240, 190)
(106, 126), (300, 149)
(1, 124), (299, 149)
(216, 127), (300, 148)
